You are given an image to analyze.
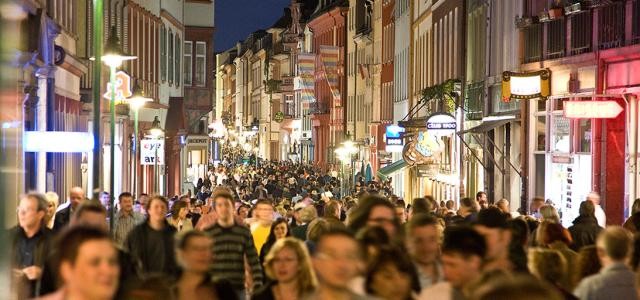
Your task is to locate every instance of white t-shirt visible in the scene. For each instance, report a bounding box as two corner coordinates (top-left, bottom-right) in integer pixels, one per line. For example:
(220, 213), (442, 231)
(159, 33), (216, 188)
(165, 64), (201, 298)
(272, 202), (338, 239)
(595, 204), (606, 227)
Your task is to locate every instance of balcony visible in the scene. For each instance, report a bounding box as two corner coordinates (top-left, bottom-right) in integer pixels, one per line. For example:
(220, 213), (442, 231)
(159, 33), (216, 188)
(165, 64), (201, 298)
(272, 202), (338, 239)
(598, 1), (625, 50)
(465, 82), (484, 121)
(523, 24), (543, 63)
(309, 102), (329, 115)
(547, 19), (565, 59)
(633, 0), (640, 44)
(569, 11), (592, 56)
(284, 102), (297, 118)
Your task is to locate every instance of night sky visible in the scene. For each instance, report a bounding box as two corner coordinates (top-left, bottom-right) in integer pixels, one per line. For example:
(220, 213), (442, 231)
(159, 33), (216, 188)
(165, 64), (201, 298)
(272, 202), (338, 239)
(215, 0), (292, 52)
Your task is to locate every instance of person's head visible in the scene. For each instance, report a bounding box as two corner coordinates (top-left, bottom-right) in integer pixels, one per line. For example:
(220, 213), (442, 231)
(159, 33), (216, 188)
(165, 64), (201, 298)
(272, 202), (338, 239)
(306, 217), (331, 244)
(69, 187), (85, 209)
(71, 201), (108, 231)
(171, 200), (188, 220)
(175, 230), (213, 274)
(324, 200), (341, 219)
(530, 197), (545, 213)
(576, 245), (601, 282)
(348, 194), (398, 238)
(579, 200), (596, 217)
(410, 197), (431, 216)
(365, 247), (421, 300)
(395, 202), (407, 224)
(405, 213), (441, 266)
(299, 204), (318, 224)
(587, 192), (601, 205)
(56, 226), (119, 300)
(476, 191), (488, 208)
(312, 228), (363, 290)
(45, 191), (60, 220)
(596, 226), (633, 266)
(264, 237), (317, 295)
(18, 192), (48, 230)
(535, 221), (571, 247)
(254, 199), (274, 223)
(632, 198), (640, 215)
(459, 197), (478, 215)
(146, 195), (169, 224)
(213, 188), (235, 225)
(527, 248), (567, 286)
(474, 207), (511, 262)
(445, 200), (455, 211)
(266, 218), (291, 245)
(470, 274), (563, 300)
(539, 205), (560, 223)
(118, 192), (134, 213)
(441, 226), (486, 289)
(496, 199), (509, 214)
(138, 193), (149, 211)
(236, 203), (250, 220)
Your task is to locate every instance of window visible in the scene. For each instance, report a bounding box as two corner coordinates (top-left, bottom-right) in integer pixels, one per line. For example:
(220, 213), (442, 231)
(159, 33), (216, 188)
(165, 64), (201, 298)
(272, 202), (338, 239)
(577, 119), (592, 153)
(160, 27), (166, 82)
(168, 30), (174, 84)
(175, 36), (181, 87)
(195, 42), (207, 86)
(184, 41), (192, 86)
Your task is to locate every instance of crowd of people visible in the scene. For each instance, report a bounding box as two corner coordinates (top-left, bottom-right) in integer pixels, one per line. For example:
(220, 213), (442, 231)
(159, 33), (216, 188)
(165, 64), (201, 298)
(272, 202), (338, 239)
(10, 159), (640, 300)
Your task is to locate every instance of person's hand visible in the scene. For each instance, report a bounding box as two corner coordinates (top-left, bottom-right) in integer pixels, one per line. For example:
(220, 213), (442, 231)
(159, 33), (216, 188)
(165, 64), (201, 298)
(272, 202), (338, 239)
(22, 266), (42, 280)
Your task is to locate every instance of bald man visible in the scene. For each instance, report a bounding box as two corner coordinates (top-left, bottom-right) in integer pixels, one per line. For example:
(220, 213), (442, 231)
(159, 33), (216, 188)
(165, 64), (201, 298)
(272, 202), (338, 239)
(52, 187), (86, 232)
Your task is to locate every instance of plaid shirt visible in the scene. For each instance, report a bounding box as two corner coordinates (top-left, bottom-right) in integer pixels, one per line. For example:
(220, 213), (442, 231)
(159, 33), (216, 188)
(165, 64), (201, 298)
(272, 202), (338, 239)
(113, 210), (145, 247)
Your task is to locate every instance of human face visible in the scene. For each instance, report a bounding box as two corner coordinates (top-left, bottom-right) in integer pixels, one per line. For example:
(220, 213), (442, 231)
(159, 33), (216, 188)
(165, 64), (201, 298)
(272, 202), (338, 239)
(60, 239), (119, 300)
(18, 197), (45, 229)
(255, 203), (274, 222)
(271, 246), (300, 284)
(474, 225), (510, 261)
(119, 196), (134, 213)
(178, 235), (213, 273)
(441, 252), (481, 289)
(214, 197), (234, 225)
(147, 199), (168, 224)
(313, 235), (361, 290)
(395, 207), (406, 224)
(367, 205), (397, 237)
(407, 224), (440, 265)
(46, 201), (56, 220)
(69, 188), (84, 209)
(273, 222), (288, 239)
(370, 262), (412, 300)
(237, 206), (249, 220)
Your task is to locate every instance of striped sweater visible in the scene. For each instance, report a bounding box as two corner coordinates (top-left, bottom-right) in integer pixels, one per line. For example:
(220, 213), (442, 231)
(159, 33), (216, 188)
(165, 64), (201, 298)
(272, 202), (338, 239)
(205, 223), (264, 290)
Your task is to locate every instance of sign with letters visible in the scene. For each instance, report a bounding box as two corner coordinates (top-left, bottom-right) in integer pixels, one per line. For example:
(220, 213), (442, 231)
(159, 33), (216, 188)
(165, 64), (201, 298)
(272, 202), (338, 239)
(426, 113), (457, 135)
(385, 125), (405, 152)
(140, 139), (164, 165)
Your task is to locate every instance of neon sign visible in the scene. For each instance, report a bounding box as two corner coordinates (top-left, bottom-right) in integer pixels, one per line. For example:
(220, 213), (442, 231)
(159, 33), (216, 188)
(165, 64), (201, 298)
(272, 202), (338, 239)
(564, 101), (623, 119)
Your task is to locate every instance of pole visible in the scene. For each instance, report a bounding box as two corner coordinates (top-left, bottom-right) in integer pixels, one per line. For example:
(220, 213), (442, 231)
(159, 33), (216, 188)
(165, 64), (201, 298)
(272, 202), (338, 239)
(109, 65), (116, 233)
(92, 0), (103, 200)
(154, 140), (158, 194)
(133, 109), (138, 198)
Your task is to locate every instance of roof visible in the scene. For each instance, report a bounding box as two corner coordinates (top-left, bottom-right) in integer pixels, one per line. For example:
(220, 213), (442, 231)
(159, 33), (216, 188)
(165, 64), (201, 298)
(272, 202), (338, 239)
(271, 8), (292, 29)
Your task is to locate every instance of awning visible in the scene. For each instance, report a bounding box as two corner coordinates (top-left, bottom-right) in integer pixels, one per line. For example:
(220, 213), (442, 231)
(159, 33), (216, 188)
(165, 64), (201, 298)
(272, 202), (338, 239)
(377, 159), (408, 181)
(457, 117), (518, 135)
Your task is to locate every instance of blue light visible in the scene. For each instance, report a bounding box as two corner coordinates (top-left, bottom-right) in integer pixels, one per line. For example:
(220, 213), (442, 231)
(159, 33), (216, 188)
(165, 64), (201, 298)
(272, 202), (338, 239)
(385, 125), (405, 138)
(24, 131), (94, 153)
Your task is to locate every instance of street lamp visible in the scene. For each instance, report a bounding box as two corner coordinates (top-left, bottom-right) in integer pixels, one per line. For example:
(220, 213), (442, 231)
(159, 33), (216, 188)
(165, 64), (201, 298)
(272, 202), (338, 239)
(335, 139), (358, 196)
(251, 118), (259, 168)
(127, 84), (152, 198)
(92, 26), (137, 233)
(147, 117), (164, 194)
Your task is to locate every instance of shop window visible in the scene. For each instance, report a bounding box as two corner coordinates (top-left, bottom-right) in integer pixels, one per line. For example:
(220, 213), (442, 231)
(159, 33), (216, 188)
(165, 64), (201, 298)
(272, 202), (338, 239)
(577, 119), (591, 153)
(537, 99), (547, 112)
(536, 116), (546, 152)
(552, 115), (570, 153)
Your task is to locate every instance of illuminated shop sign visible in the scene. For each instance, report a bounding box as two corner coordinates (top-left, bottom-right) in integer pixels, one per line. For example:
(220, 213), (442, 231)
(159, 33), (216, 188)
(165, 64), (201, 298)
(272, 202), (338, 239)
(385, 125), (405, 153)
(502, 69), (550, 102)
(564, 101), (623, 119)
(426, 113), (457, 135)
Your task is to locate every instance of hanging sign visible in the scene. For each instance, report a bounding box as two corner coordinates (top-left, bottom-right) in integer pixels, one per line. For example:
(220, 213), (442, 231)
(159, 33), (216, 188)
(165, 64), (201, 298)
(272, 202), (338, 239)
(502, 69), (550, 102)
(385, 125), (405, 153)
(140, 139), (164, 165)
(564, 101), (623, 119)
(103, 71), (132, 103)
(426, 113), (457, 135)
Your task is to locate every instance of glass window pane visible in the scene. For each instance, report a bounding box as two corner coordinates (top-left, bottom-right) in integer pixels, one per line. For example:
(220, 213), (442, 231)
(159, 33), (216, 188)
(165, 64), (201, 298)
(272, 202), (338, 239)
(554, 98), (566, 111)
(195, 57), (205, 86)
(184, 41), (192, 54)
(552, 115), (570, 153)
(536, 116), (546, 151)
(196, 43), (205, 55)
(537, 99), (547, 112)
(577, 119), (591, 153)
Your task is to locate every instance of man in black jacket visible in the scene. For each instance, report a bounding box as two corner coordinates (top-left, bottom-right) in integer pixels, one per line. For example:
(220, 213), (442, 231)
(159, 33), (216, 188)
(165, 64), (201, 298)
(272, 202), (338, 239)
(124, 195), (178, 278)
(52, 186), (85, 232)
(569, 200), (604, 250)
(10, 192), (55, 298)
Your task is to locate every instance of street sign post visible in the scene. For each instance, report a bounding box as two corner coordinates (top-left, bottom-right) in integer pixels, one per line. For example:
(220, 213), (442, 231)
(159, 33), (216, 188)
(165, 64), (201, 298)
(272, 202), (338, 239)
(564, 101), (623, 119)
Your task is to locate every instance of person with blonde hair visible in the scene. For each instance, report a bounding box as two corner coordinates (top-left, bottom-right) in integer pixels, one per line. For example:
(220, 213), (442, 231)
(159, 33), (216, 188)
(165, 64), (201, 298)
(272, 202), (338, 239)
(44, 192), (59, 229)
(539, 205), (561, 224)
(528, 248), (577, 299)
(252, 237), (317, 300)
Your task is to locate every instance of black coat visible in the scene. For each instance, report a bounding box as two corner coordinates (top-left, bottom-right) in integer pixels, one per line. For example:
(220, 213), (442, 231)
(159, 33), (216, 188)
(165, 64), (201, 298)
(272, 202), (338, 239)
(124, 220), (178, 278)
(9, 225), (55, 298)
(52, 205), (72, 232)
(569, 215), (603, 251)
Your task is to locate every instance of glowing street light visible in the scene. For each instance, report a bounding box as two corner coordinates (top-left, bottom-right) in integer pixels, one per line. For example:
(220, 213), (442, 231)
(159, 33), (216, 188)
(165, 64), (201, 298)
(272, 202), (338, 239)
(127, 84), (152, 197)
(146, 117), (164, 194)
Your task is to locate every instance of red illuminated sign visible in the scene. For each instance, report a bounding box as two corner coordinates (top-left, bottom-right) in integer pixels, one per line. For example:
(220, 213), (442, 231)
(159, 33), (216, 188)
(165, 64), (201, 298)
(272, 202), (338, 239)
(563, 101), (623, 119)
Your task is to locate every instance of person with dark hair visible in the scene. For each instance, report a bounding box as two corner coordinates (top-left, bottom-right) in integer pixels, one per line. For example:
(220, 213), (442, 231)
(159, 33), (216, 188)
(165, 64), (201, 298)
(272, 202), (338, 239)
(250, 199), (275, 254)
(410, 197), (432, 219)
(323, 199), (344, 228)
(528, 248), (578, 300)
(10, 193), (55, 299)
(574, 227), (636, 299)
(456, 197), (479, 224)
(470, 274), (563, 300)
(259, 218), (291, 264)
(569, 200), (603, 251)
(574, 245), (601, 285)
(474, 207), (513, 272)
(38, 226), (119, 300)
(124, 195), (178, 278)
(530, 196), (546, 219)
(348, 194), (399, 239)
(205, 189), (263, 298)
(419, 226), (486, 300)
(476, 191), (488, 210)
(71, 200), (108, 231)
(173, 230), (237, 300)
(623, 198), (640, 233)
(310, 228), (369, 300)
(366, 247), (421, 300)
(406, 213), (444, 289)
(508, 218), (530, 273)
(167, 200), (193, 232)
(395, 200), (407, 224)
(537, 221), (578, 290)
(113, 192), (145, 247)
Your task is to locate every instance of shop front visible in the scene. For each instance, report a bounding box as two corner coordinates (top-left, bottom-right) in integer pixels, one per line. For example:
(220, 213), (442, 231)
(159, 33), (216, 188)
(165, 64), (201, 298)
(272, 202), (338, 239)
(184, 135), (209, 191)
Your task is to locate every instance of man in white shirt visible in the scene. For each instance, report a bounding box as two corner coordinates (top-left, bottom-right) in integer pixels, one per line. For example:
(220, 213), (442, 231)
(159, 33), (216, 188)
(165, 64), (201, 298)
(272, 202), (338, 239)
(587, 192), (606, 227)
